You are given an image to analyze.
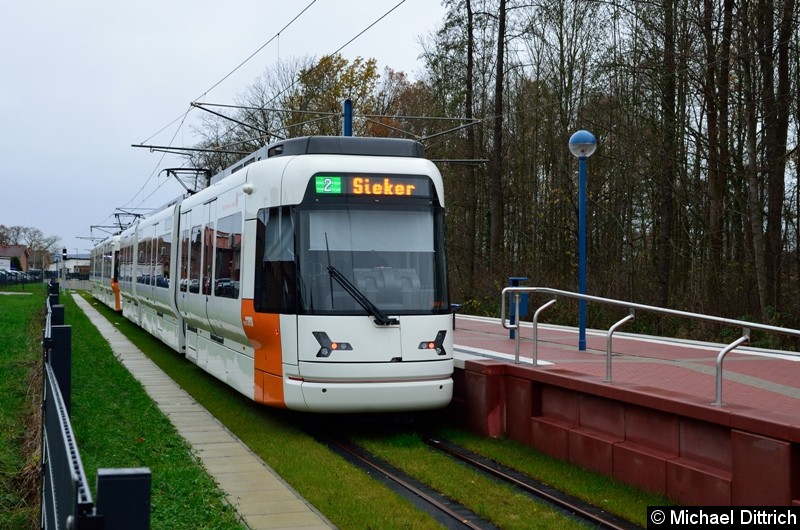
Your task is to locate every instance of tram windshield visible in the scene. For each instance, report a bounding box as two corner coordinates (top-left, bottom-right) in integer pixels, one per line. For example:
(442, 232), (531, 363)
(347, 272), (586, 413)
(297, 205), (449, 315)
(252, 202), (449, 316)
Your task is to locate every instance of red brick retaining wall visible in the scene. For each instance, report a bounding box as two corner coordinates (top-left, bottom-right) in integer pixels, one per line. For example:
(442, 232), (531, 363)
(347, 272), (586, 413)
(452, 359), (800, 506)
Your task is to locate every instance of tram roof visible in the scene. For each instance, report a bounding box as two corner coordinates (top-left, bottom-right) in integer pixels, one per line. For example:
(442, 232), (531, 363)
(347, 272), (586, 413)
(266, 136), (425, 159)
(211, 136), (425, 186)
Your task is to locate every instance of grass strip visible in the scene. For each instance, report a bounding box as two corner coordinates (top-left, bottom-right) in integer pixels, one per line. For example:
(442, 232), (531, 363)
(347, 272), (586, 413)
(0, 285), (45, 529)
(356, 432), (588, 530)
(349, 415), (670, 527)
(436, 429), (672, 526)
(352, 426), (669, 528)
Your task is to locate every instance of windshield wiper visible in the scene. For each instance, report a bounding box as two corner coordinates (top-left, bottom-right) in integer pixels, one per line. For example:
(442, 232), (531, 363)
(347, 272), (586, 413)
(327, 265), (398, 326)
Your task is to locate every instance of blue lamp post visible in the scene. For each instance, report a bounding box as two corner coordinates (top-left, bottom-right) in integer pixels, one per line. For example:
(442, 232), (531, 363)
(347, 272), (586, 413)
(569, 130), (596, 351)
(342, 98), (353, 136)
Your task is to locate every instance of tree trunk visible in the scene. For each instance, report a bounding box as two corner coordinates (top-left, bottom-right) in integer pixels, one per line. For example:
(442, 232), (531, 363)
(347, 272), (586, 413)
(702, 0), (735, 311)
(757, 0), (795, 311)
(740, 3), (770, 318)
(489, 0), (506, 279)
(465, 0), (477, 296)
(745, 106), (770, 318)
(656, 0), (677, 307)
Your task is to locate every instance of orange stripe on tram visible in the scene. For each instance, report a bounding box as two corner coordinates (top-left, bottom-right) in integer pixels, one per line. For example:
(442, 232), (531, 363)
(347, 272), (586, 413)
(111, 279), (121, 312)
(241, 299), (285, 407)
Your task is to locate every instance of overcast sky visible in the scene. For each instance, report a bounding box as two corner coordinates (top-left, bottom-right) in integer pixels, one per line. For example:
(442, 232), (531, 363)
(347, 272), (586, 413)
(0, 0), (446, 257)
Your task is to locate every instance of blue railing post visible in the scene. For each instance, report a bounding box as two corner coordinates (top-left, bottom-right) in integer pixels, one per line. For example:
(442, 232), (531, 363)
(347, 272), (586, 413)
(508, 277), (528, 339)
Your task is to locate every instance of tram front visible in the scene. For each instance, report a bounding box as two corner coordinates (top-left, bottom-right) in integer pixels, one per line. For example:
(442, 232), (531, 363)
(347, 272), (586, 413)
(252, 164), (453, 412)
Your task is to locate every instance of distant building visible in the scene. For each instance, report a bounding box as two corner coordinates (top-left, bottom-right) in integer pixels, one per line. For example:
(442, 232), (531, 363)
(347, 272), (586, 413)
(0, 244), (31, 271)
(47, 254), (90, 279)
(28, 248), (53, 273)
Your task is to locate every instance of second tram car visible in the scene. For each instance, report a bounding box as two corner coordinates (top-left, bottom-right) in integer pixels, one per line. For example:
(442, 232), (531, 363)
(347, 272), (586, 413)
(89, 235), (121, 311)
(91, 136), (453, 413)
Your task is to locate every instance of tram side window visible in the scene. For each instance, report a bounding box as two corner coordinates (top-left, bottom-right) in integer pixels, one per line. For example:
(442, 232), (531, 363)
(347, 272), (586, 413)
(90, 250), (98, 279)
(102, 245), (112, 280)
(137, 238), (147, 284)
(180, 227), (189, 291)
(214, 212), (241, 298)
(202, 220), (214, 295)
(121, 243), (132, 282)
(117, 246), (122, 281)
(254, 206), (296, 313)
(147, 228), (156, 286)
(189, 226), (201, 293)
(128, 242), (135, 283)
(147, 237), (153, 285)
(156, 228), (170, 288)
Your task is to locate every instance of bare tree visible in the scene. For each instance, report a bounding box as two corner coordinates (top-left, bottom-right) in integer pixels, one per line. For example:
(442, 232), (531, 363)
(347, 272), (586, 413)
(488, 0), (507, 281)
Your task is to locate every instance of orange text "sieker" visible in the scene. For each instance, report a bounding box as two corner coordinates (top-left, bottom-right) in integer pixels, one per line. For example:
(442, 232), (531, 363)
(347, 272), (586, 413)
(352, 177), (416, 196)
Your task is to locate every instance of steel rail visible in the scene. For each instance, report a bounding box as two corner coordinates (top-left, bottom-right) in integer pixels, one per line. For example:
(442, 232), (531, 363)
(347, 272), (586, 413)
(426, 438), (641, 530)
(324, 437), (493, 530)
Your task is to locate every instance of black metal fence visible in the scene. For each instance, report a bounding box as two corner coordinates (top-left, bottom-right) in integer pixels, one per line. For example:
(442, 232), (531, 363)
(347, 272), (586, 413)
(0, 269), (35, 286)
(0, 271), (90, 287)
(41, 282), (152, 529)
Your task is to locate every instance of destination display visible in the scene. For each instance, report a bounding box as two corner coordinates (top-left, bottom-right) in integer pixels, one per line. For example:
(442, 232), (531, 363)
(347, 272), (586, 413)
(314, 174), (431, 198)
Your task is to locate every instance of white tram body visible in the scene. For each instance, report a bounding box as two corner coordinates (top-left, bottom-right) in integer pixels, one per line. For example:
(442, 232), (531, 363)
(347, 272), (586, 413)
(89, 235), (121, 311)
(91, 137), (453, 413)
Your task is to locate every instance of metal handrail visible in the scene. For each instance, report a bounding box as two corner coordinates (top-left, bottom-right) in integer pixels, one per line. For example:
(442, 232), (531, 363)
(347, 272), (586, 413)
(606, 310), (635, 382)
(501, 286), (800, 405)
(715, 333), (750, 405)
(530, 299), (556, 365)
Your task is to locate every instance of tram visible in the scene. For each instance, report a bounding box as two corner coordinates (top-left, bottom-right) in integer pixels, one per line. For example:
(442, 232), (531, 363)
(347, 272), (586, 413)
(91, 136), (453, 413)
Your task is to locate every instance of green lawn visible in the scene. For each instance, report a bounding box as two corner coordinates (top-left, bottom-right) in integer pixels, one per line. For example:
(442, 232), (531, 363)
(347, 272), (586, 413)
(0, 286), (245, 529)
(0, 287), (43, 528)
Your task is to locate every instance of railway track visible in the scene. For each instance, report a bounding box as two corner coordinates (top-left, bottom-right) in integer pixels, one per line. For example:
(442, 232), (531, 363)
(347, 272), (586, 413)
(324, 436), (498, 530)
(317, 428), (642, 530)
(424, 438), (641, 530)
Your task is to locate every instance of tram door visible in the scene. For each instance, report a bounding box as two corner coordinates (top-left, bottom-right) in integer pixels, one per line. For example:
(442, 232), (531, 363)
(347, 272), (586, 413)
(201, 200), (216, 313)
(112, 249), (121, 311)
(180, 202), (217, 364)
(178, 210), (196, 360)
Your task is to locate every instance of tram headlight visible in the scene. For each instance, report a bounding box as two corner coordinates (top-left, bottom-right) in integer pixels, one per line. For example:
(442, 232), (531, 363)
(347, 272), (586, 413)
(313, 331), (352, 358)
(418, 330), (447, 356)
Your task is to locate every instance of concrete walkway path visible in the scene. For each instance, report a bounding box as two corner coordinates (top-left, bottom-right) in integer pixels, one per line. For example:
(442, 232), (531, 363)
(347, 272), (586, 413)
(72, 293), (335, 530)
